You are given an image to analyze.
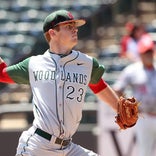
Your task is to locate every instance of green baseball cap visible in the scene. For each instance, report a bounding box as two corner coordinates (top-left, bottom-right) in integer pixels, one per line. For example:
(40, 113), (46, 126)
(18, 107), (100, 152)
(43, 10), (86, 33)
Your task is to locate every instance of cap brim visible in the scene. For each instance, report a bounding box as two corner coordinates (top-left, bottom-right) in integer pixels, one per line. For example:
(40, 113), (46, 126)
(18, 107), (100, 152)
(56, 19), (86, 27)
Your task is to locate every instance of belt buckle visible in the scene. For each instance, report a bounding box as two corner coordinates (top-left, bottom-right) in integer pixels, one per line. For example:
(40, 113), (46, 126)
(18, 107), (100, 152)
(55, 137), (71, 146)
(60, 138), (70, 146)
(64, 138), (72, 145)
(60, 139), (65, 146)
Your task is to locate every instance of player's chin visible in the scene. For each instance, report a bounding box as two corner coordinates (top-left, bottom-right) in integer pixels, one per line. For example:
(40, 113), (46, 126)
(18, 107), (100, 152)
(72, 35), (78, 40)
(72, 37), (78, 44)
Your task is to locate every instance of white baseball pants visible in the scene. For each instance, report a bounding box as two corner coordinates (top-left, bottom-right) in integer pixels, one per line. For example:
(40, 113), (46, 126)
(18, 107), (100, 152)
(15, 127), (99, 156)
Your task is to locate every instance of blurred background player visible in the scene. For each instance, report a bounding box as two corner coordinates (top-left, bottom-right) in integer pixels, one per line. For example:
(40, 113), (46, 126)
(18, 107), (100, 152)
(119, 22), (134, 57)
(119, 22), (147, 62)
(113, 34), (156, 156)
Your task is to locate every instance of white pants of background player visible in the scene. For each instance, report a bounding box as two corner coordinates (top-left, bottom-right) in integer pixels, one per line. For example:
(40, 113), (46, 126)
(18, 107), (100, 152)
(15, 126), (99, 156)
(135, 114), (156, 156)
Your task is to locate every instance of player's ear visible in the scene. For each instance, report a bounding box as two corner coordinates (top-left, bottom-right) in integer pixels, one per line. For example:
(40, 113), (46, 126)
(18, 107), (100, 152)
(48, 29), (56, 37)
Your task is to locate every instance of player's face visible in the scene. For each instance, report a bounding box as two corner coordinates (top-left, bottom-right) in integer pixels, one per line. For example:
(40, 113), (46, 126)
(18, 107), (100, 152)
(55, 22), (78, 48)
(140, 50), (154, 66)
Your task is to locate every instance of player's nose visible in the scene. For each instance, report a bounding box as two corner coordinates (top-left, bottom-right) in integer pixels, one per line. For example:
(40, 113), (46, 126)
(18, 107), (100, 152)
(72, 26), (78, 33)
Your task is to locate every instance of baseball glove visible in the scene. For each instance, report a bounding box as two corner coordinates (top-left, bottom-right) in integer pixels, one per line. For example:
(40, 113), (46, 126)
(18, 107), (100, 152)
(115, 96), (139, 130)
